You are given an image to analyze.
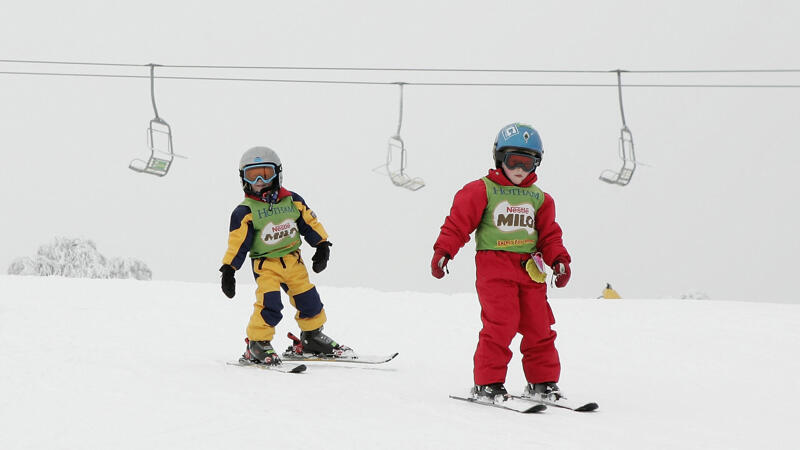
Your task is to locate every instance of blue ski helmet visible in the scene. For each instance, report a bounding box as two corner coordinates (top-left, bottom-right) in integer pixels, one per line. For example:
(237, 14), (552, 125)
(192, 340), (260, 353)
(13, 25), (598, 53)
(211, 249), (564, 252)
(493, 123), (543, 168)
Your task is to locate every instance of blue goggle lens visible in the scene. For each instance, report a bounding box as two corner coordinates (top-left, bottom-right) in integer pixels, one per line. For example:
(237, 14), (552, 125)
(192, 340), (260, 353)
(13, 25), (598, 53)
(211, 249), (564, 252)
(243, 163), (277, 184)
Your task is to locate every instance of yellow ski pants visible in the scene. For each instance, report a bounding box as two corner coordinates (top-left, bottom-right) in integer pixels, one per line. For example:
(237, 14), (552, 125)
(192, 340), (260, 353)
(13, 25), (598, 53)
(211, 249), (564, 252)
(246, 251), (326, 341)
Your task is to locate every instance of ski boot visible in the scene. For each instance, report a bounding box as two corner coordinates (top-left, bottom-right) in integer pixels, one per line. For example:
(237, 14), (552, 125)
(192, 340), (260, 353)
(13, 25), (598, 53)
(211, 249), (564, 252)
(471, 383), (509, 403)
(522, 382), (563, 402)
(285, 327), (355, 358)
(242, 338), (282, 366)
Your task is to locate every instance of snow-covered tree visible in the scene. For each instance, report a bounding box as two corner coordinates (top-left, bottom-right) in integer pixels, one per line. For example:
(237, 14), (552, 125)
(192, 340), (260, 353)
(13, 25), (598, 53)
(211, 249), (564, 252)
(680, 290), (710, 300)
(7, 237), (152, 280)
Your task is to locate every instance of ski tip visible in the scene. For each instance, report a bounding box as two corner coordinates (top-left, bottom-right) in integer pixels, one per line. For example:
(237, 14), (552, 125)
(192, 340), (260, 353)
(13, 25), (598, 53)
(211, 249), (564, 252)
(449, 394), (547, 414)
(289, 364), (308, 373)
(575, 402), (599, 412)
(387, 352), (399, 361)
(524, 403), (548, 413)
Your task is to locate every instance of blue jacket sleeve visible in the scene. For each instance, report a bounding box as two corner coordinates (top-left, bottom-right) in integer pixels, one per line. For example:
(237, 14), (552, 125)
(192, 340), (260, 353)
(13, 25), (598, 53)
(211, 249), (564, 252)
(221, 204), (254, 270)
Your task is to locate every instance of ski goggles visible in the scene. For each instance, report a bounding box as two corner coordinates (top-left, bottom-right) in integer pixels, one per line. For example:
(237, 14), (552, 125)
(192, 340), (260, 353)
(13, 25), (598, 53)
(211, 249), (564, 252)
(242, 163), (278, 184)
(503, 151), (541, 172)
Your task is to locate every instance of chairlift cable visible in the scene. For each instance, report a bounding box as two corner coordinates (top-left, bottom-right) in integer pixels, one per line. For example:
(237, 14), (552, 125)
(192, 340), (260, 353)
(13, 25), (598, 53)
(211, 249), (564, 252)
(0, 59), (145, 68)
(4, 58), (800, 74)
(3, 70), (800, 88)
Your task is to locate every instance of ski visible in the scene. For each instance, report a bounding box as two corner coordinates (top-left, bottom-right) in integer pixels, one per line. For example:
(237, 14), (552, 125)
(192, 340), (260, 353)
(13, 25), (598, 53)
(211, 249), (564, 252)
(281, 352), (399, 365)
(282, 331), (398, 364)
(510, 394), (598, 412)
(227, 359), (307, 374)
(449, 394), (547, 414)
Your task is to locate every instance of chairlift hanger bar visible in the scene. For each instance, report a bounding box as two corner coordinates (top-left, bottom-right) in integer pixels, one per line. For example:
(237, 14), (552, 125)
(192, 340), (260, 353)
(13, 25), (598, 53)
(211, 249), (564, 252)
(615, 70), (629, 129)
(394, 82), (405, 137)
(149, 64), (162, 120)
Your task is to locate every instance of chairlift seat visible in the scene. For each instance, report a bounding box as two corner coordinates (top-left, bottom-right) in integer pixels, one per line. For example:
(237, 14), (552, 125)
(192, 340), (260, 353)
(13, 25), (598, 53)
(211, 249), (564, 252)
(129, 156), (172, 177)
(600, 127), (636, 186)
(129, 117), (184, 177)
(390, 172), (426, 191)
(386, 135), (425, 191)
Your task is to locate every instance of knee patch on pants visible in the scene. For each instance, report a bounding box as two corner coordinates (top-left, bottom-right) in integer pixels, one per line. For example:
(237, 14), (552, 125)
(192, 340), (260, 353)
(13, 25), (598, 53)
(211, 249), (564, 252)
(260, 290), (283, 326)
(293, 287), (324, 319)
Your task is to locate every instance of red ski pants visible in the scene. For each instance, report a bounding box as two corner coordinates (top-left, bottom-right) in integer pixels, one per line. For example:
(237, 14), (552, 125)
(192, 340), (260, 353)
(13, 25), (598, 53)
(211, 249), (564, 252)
(473, 251), (560, 386)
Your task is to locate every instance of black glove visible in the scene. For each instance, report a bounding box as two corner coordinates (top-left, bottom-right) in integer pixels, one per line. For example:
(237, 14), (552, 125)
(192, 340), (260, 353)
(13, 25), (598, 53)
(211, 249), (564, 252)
(219, 264), (236, 298)
(311, 241), (332, 273)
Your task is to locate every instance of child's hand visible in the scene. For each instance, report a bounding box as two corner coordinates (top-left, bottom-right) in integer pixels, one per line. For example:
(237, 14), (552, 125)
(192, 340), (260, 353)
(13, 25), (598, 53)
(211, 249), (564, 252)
(551, 260), (571, 288)
(312, 242), (332, 273)
(219, 264), (236, 298)
(431, 249), (450, 279)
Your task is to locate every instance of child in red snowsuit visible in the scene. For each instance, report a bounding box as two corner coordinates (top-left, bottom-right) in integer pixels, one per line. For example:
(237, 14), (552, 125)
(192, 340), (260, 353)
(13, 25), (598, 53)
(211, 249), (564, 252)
(431, 123), (571, 402)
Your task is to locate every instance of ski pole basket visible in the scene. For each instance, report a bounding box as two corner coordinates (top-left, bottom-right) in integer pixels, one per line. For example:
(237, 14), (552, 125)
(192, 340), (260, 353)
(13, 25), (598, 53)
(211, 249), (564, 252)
(129, 64), (186, 177)
(599, 70), (637, 186)
(380, 83), (425, 191)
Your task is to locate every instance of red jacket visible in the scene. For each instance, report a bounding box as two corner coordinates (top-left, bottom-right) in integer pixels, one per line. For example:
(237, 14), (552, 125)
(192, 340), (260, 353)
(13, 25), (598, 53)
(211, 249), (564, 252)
(433, 169), (570, 266)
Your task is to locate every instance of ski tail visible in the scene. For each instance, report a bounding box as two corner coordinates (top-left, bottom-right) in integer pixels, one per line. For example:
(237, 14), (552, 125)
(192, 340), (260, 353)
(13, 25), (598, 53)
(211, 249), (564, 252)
(511, 394), (598, 412)
(227, 359), (307, 374)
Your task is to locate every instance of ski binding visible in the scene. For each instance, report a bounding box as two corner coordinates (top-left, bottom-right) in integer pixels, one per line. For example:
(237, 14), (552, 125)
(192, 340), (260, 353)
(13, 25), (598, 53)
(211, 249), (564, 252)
(282, 332), (398, 364)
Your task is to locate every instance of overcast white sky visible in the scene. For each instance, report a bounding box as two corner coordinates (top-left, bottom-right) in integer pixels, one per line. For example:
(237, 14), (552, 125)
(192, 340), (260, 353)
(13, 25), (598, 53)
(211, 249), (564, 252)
(1, 1), (799, 303)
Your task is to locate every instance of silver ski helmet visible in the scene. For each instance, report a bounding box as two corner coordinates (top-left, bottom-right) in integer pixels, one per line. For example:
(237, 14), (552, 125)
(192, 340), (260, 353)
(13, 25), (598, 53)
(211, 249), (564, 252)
(239, 146), (283, 195)
(493, 123), (543, 170)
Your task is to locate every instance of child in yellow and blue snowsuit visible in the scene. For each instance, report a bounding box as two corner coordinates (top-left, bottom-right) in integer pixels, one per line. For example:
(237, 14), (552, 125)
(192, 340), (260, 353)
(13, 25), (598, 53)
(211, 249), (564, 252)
(219, 146), (352, 365)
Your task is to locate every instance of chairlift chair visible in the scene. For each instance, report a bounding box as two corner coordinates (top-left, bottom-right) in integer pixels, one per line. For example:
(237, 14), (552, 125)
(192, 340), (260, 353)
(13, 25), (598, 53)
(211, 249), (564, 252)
(599, 126), (636, 185)
(129, 64), (185, 177)
(599, 70), (637, 186)
(129, 117), (175, 176)
(387, 134), (425, 191)
(383, 82), (425, 191)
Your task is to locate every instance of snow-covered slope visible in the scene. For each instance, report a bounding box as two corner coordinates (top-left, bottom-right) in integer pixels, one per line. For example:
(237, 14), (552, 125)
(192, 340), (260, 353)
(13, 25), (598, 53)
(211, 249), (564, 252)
(0, 275), (796, 450)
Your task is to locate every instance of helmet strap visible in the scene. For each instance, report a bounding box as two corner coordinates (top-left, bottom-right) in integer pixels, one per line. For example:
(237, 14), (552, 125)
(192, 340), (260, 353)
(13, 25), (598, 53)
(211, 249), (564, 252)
(260, 188), (279, 204)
